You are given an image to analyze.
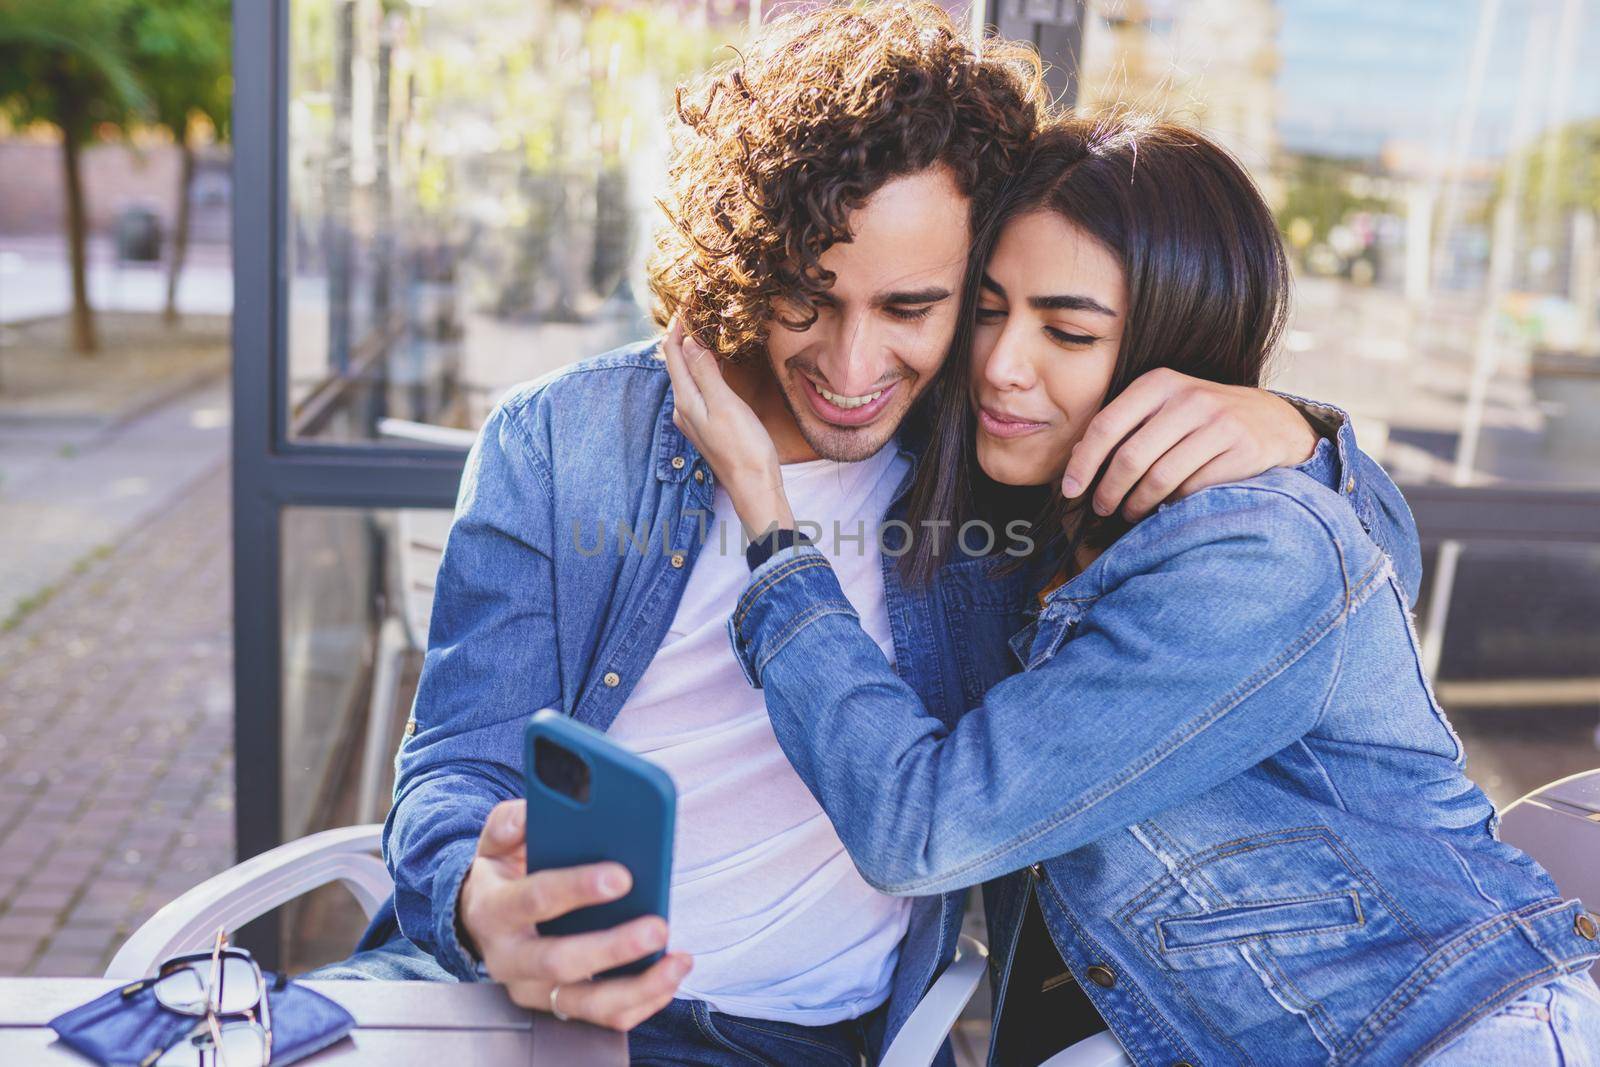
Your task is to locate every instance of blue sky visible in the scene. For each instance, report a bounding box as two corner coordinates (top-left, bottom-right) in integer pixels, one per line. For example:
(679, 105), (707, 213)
(1276, 0), (1600, 159)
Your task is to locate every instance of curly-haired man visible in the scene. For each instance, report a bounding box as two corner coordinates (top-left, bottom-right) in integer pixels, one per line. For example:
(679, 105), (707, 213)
(334, 4), (1394, 1062)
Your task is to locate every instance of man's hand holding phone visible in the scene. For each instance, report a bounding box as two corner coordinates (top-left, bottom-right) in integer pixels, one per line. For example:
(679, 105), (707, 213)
(457, 799), (693, 1030)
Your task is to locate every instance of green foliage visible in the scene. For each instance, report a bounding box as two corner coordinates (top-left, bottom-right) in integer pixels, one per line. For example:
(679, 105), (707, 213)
(0, 0), (230, 143)
(1503, 118), (1600, 217)
(1276, 153), (1394, 248)
(0, 0), (149, 140)
(127, 0), (231, 140)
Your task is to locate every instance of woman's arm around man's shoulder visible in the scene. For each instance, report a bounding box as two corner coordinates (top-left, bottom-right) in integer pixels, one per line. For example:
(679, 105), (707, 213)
(731, 475), (1377, 896)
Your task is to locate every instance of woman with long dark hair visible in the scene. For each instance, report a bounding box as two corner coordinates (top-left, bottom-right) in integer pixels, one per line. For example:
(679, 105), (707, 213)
(665, 116), (1600, 1064)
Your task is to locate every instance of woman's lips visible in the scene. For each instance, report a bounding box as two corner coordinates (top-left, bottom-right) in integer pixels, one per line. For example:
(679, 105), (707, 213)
(800, 375), (900, 427)
(977, 405), (1049, 439)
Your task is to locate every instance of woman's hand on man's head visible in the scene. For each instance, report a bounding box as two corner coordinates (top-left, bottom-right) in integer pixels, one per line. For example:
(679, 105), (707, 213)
(1061, 368), (1320, 522)
(662, 319), (795, 537)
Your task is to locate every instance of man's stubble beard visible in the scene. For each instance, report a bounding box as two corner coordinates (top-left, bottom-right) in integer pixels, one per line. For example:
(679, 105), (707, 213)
(764, 355), (920, 464)
(775, 386), (895, 463)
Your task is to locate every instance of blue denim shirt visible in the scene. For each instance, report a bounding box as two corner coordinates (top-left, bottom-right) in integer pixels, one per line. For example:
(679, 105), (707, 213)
(384, 339), (1409, 1052)
(728, 449), (1600, 1063)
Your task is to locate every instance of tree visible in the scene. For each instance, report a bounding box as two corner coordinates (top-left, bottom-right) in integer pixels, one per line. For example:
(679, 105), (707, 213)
(0, 0), (148, 354)
(1504, 118), (1600, 218)
(127, 0), (230, 326)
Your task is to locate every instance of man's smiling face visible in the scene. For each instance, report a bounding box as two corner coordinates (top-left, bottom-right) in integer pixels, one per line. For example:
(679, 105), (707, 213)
(761, 166), (971, 463)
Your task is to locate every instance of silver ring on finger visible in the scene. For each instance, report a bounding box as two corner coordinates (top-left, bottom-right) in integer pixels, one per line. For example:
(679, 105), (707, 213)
(550, 984), (571, 1022)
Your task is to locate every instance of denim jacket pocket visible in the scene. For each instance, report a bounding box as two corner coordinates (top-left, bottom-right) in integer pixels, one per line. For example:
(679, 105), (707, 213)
(1158, 891), (1364, 955)
(1120, 826), (1432, 1057)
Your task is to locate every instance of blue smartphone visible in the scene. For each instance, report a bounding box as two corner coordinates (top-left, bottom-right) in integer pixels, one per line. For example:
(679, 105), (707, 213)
(523, 709), (676, 976)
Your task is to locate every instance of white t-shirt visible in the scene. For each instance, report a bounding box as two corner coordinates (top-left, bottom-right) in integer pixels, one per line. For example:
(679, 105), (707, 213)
(607, 443), (912, 1025)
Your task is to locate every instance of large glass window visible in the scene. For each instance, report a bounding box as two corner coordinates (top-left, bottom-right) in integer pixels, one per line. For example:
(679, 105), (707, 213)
(285, 0), (751, 445)
(1073, 0), (1600, 492)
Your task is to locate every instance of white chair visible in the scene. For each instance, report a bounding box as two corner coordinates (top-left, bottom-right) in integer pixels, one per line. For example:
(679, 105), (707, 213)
(106, 825), (989, 1066)
(354, 506), (454, 824)
(356, 417), (476, 824)
(1498, 768), (1600, 978)
(1037, 1030), (1132, 1067)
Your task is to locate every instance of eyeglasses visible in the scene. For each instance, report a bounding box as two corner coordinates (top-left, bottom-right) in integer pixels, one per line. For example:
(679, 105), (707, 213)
(124, 929), (274, 1067)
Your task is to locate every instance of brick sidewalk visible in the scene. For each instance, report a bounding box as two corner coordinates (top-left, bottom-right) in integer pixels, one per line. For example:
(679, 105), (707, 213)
(0, 463), (233, 976)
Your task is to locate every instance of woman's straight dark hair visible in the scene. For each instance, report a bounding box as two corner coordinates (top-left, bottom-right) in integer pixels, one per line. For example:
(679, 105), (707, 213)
(901, 112), (1293, 585)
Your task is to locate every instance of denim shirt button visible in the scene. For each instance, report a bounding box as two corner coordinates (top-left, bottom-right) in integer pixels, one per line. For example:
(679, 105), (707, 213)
(1085, 965), (1116, 988)
(603, 671), (621, 688)
(670, 455), (686, 470)
(671, 553), (686, 569)
(693, 469), (705, 482)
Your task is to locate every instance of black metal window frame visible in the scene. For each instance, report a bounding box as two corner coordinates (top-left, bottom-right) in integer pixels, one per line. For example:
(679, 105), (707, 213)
(229, 0), (1600, 963)
(230, 0), (467, 963)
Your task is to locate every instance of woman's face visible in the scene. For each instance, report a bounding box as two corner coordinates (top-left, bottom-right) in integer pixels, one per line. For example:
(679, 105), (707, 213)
(971, 210), (1126, 487)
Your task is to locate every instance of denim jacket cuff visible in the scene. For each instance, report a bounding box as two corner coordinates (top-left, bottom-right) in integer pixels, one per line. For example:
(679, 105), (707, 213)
(432, 838), (489, 981)
(728, 544), (858, 689)
(1271, 390), (1359, 498)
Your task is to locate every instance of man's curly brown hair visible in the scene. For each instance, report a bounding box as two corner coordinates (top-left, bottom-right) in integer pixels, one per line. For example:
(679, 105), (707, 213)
(647, 2), (1046, 362)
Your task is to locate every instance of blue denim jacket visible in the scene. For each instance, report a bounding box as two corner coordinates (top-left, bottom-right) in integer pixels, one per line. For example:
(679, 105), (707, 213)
(384, 340), (1410, 1053)
(728, 451), (1600, 1063)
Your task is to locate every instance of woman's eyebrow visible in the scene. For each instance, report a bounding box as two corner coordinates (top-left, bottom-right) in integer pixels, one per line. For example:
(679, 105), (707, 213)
(980, 274), (1115, 317)
(1028, 294), (1118, 316)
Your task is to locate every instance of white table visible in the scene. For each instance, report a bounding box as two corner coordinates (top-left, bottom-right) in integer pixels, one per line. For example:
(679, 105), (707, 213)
(0, 978), (629, 1064)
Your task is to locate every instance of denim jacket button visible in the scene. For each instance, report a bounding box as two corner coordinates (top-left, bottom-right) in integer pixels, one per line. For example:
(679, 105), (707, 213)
(1085, 965), (1116, 988)
(603, 671), (621, 688)
(1577, 912), (1598, 940)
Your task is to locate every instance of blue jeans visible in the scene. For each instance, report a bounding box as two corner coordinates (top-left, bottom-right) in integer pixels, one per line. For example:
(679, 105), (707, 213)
(629, 998), (866, 1066)
(1425, 971), (1600, 1065)
(306, 915), (872, 1065)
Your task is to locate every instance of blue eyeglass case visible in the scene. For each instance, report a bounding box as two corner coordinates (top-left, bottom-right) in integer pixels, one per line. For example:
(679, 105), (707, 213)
(49, 972), (355, 1066)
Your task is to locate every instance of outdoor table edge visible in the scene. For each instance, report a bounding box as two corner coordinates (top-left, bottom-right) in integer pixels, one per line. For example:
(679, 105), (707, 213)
(0, 1027), (541, 1063)
(0, 978), (533, 1029)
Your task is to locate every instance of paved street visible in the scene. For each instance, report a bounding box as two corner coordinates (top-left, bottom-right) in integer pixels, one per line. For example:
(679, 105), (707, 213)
(0, 375), (231, 626)
(0, 462), (232, 977)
